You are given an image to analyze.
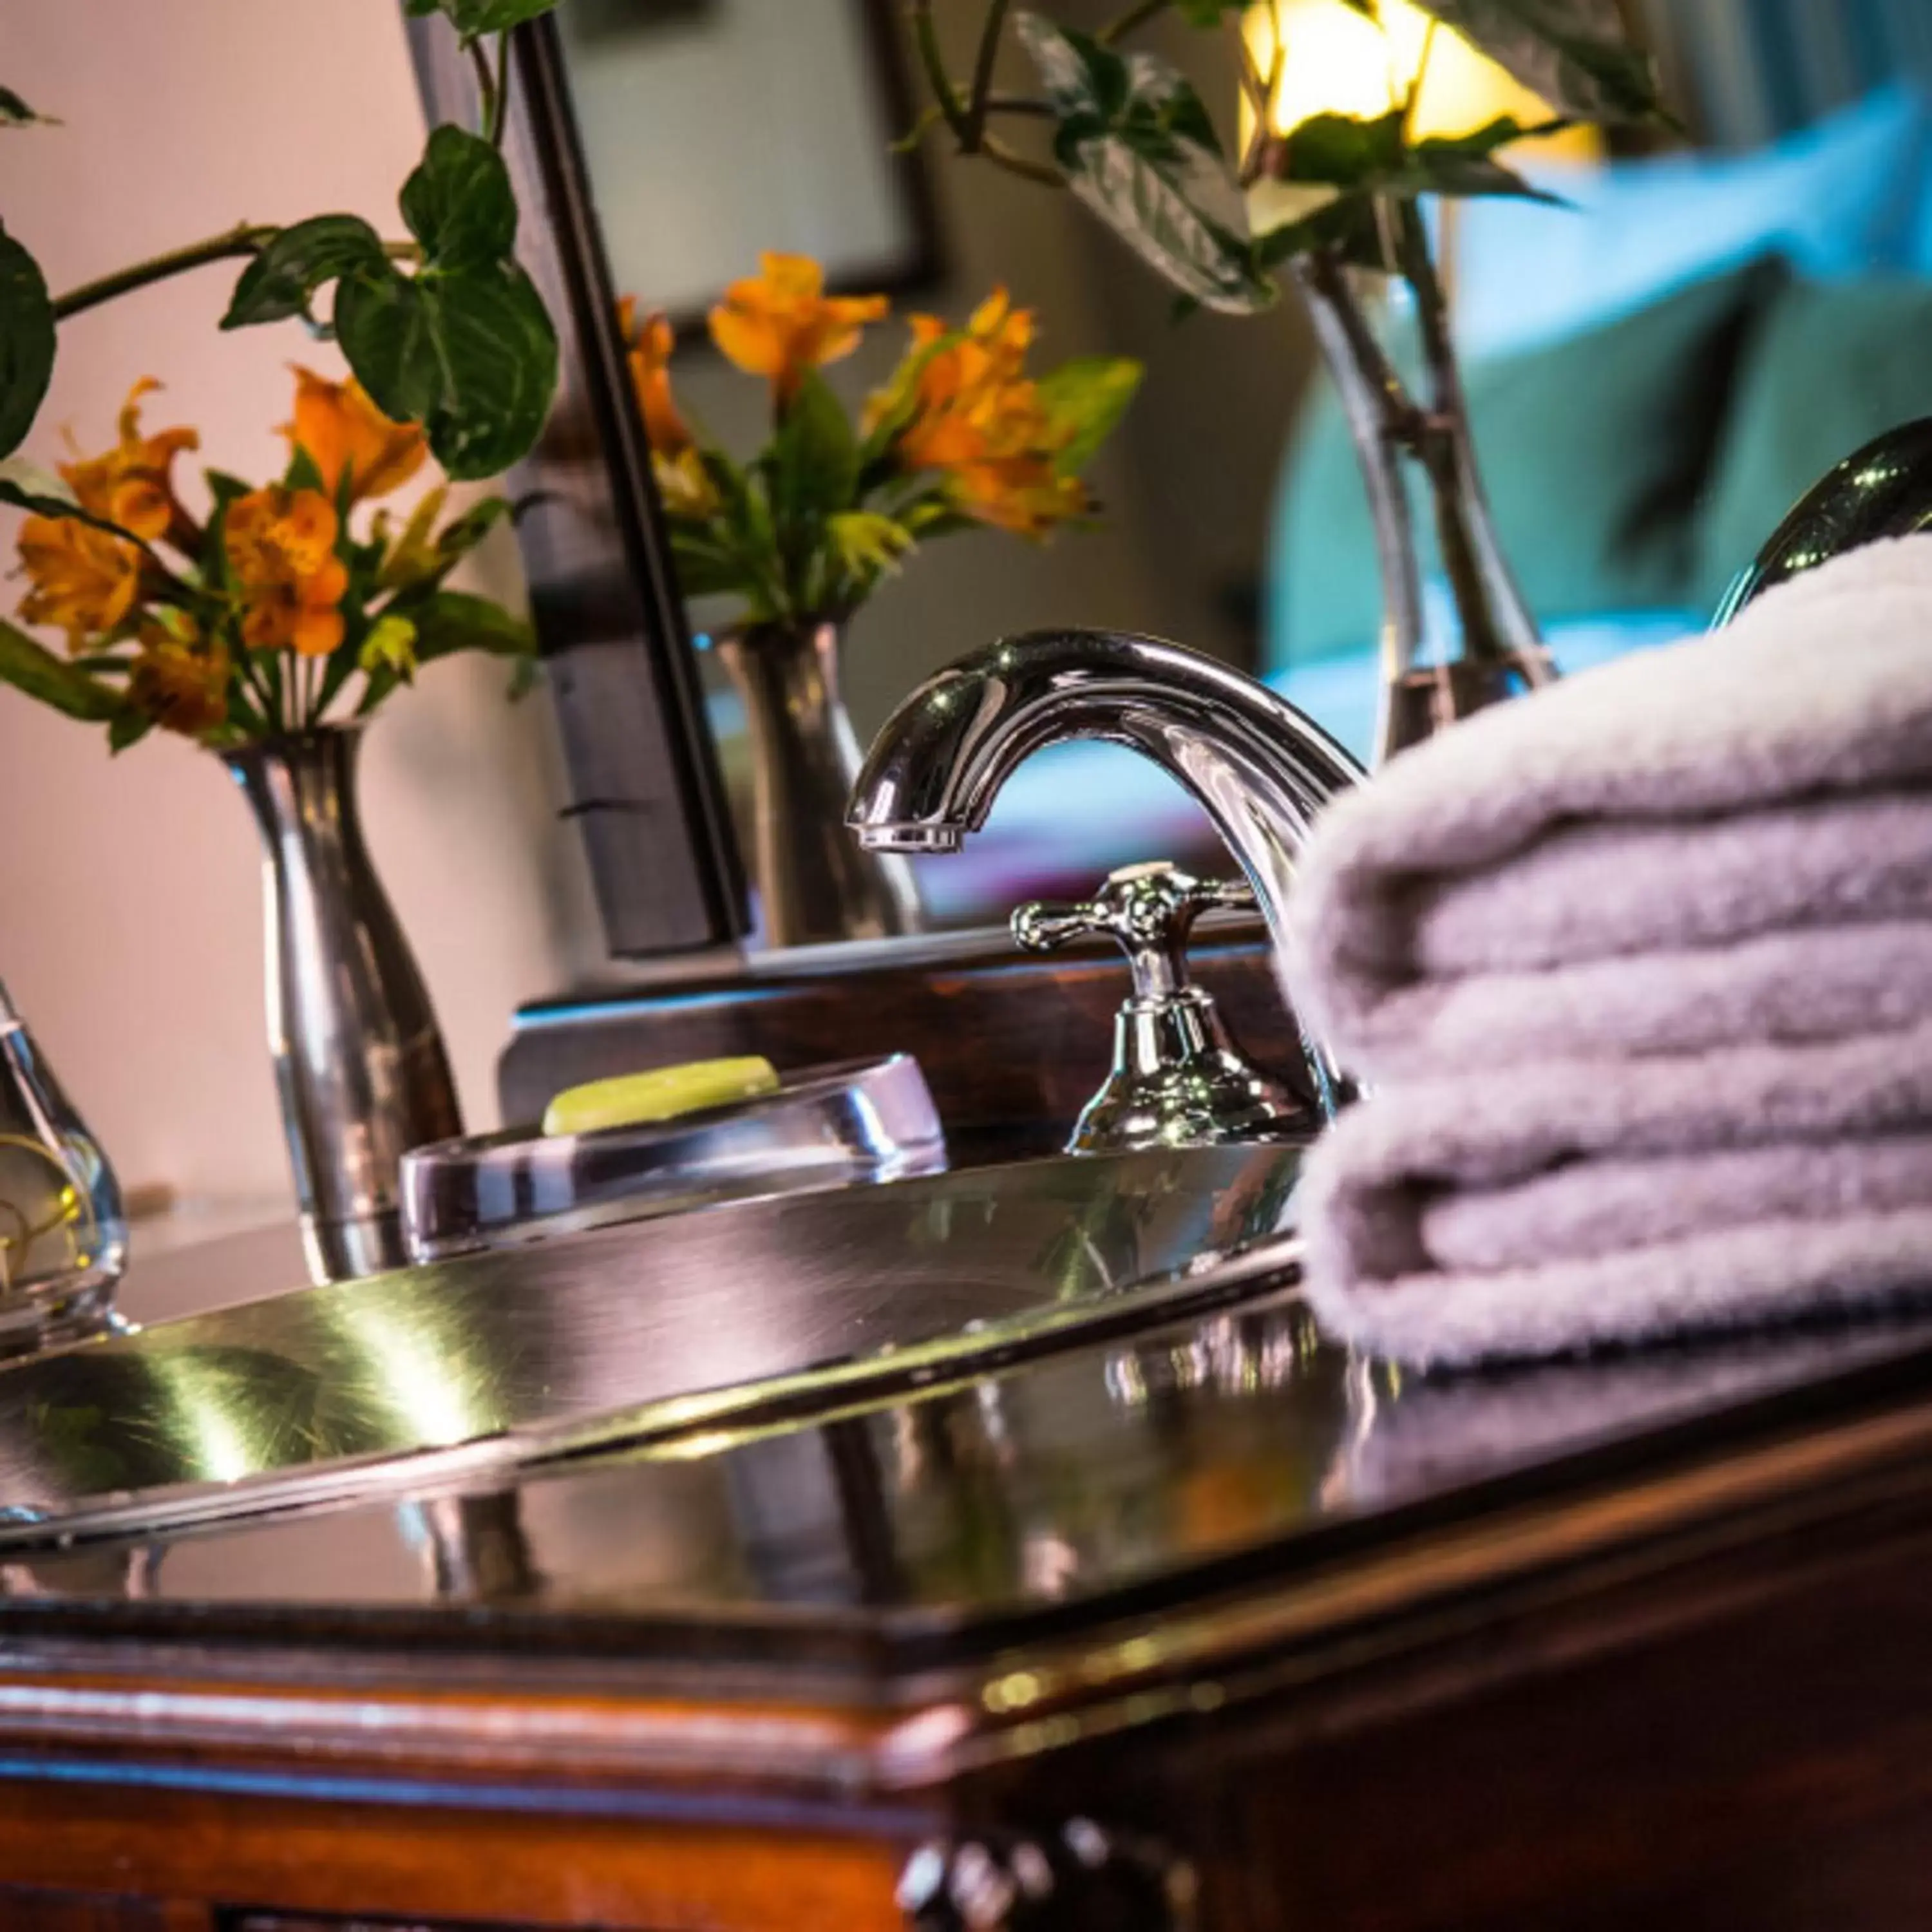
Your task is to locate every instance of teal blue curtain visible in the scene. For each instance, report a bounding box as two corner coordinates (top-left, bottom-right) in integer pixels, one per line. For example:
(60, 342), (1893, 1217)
(1651, 0), (1932, 147)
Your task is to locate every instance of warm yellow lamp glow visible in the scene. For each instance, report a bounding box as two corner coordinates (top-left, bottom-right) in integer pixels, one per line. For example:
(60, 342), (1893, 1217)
(1241, 0), (1602, 232)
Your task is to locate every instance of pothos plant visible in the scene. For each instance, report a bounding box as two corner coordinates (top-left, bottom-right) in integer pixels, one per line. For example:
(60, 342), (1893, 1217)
(904, 0), (1672, 724)
(0, 0), (566, 513)
(905, 0), (1667, 308)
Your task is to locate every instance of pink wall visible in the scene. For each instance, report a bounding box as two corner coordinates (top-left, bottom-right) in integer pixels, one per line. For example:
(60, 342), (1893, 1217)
(0, 1), (603, 1206)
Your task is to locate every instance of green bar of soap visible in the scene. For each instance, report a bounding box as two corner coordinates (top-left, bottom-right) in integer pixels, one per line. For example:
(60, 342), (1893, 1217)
(542, 1056), (782, 1137)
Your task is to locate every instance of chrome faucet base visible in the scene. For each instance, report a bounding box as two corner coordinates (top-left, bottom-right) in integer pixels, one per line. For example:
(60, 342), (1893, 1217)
(1072, 990), (1316, 1155)
(1013, 861), (1316, 1154)
(850, 630), (1366, 1119)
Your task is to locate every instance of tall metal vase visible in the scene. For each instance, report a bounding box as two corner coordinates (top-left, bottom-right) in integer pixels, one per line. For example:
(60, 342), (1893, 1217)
(714, 619), (923, 949)
(222, 729), (462, 1283)
(1294, 206), (1557, 766)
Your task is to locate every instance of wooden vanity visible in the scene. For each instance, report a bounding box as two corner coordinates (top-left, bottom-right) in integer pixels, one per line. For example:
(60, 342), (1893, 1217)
(6, 1198), (1932, 1930)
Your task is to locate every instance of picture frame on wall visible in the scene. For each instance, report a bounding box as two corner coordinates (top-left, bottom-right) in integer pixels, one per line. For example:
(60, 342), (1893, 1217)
(553, 0), (941, 330)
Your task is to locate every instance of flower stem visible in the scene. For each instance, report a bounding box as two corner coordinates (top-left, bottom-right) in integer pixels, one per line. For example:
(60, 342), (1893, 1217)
(488, 34), (515, 147)
(909, 0), (1062, 185)
(964, 0), (1013, 149)
(52, 225), (279, 321)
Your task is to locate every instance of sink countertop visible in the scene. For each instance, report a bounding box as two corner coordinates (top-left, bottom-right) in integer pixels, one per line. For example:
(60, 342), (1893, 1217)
(4, 1193), (1932, 1803)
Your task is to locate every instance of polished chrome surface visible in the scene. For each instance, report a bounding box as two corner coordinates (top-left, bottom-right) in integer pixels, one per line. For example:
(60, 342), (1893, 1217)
(0, 1140), (1303, 1544)
(1715, 417), (1932, 622)
(0, 981), (126, 1356)
(1013, 862), (1314, 1155)
(715, 619), (923, 948)
(401, 1053), (947, 1261)
(846, 628), (1364, 1114)
(223, 729), (462, 1283)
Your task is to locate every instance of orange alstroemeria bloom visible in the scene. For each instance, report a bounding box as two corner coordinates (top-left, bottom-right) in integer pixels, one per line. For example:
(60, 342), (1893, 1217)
(16, 378), (199, 649)
(886, 289), (1086, 540)
(710, 253), (887, 401)
(283, 366), (427, 504)
(59, 377), (199, 542)
(225, 485), (350, 658)
(128, 617), (231, 739)
(15, 515), (144, 650)
(618, 297), (692, 453)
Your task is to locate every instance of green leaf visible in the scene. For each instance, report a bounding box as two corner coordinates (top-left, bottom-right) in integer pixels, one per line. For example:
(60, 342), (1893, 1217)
(1034, 357), (1142, 475)
(826, 511), (914, 595)
(668, 529), (754, 600)
(1275, 109), (1407, 187)
(406, 588), (536, 665)
(770, 370), (859, 529)
(1272, 107), (1561, 198)
(359, 612), (419, 683)
(433, 493), (511, 564)
(221, 216), (388, 330)
(108, 707), (155, 754)
(0, 221), (55, 459)
(223, 125), (558, 481)
(0, 463), (151, 547)
(0, 620), (129, 724)
(336, 259), (556, 481)
(1408, 0), (1665, 124)
(399, 126), (516, 267)
(1016, 13), (1273, 316)
(1410, 124), (1562, 199)
(0, 86), (57, 129)
(406, 0), (560, 41)
(283, 443), (328, 495)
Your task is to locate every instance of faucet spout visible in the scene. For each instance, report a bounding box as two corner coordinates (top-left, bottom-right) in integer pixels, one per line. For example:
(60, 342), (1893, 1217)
(847, 629), (1366, 1116)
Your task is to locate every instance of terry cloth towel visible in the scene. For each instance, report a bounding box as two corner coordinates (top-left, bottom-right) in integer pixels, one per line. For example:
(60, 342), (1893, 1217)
(1286, 536), (1932, 1077)
(1285, 534), (1932, 1368)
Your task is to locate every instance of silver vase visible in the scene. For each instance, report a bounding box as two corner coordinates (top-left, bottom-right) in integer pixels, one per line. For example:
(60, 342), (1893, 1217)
(222, 728), (462, 1282)
(1294, 207), (1557, 766)
(715, 619), (923, 949)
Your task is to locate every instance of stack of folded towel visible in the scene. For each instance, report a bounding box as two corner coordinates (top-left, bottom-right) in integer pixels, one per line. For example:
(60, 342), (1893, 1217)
(1285, 535), (1932, 1369)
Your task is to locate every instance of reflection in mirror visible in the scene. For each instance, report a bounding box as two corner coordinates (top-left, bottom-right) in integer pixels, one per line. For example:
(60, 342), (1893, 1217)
(552, 1), (1932, 940)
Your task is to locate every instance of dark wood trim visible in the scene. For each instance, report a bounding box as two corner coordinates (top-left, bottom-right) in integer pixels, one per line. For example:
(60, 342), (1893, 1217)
(405, 11), (750, 959)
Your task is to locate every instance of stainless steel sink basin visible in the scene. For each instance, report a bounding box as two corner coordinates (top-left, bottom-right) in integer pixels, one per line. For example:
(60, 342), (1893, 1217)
(0, 1142), (1305, 1547)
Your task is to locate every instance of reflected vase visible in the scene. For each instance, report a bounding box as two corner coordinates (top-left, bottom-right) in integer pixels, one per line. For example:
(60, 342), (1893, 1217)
(1293, 213), (1557, 766)
(222, 728), (462, 1283)
(0, 981), (126, 1355)
(714, 618), (922, 949)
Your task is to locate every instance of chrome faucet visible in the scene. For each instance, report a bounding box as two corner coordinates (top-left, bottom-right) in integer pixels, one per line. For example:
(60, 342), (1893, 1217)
(846, 628), (1366, 1117)
(1715, 416), (1932, 621)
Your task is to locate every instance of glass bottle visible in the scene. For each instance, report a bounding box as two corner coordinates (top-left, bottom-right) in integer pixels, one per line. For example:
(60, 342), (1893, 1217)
(0, 981), (127, 1354)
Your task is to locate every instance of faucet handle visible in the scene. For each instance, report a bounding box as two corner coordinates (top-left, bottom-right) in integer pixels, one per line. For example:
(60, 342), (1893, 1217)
(1011, 862), (1306, 1154)
(1013, 862), (1253, 1004)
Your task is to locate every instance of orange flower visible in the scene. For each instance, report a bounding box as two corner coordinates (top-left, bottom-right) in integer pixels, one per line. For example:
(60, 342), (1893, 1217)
(128, 616), (230, 739)
(618, 297), (692, 453)
(59, 377), (199, 542)
(884, 289), (1087, 540)
(15, 377), (199, 648)
(15, 514), (144, 650)
(225, 485), (350, 658)
(282, 365), (426, 504)
(709, 253), (887, 400)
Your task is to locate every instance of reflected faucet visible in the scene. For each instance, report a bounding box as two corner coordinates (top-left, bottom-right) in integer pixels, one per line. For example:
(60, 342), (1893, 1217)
(846, 629), (1366, 1117)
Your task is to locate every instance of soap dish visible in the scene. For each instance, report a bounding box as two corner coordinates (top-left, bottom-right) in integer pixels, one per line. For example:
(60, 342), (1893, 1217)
(399, 1054), (947, 1263)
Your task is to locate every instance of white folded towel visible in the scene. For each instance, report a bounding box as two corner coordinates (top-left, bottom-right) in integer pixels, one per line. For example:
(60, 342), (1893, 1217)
(1287, 535), (1932, 1367)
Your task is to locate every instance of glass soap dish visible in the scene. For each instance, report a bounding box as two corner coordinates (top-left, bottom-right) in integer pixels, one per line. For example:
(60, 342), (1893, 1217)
(0, 984), (128, 1356)
(400, 1053), (947, 1263)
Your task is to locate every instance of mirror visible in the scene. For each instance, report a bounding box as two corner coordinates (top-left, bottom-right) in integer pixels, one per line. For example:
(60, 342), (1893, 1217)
(547, 0), (1932, 942)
